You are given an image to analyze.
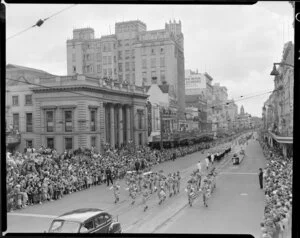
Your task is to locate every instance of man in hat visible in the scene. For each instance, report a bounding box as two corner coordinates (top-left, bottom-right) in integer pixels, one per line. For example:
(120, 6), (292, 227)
(259, 168), (263, 189)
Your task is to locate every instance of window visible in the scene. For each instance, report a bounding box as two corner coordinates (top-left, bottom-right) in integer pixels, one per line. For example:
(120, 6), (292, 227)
(108, 68), (112, 77)
(26, 140), (33, 148)
(118, 74), (123, 81)
(118, 40), (122, 47)
(46, 111), (54, 132)
(47, 138), (54, 149)
(96, 53), (101, 61)
(12, 96), (19, 106)
(142, 72), (147, 82)
(132, 73), (135, 82)
(132, 49), (135, 59)
(91, 136), (96, 147)
(118, 63), (123, 72)
(26, 113), (33, 132)
(107, 56), (112, 64)
(125, 62), (130, 71)
(72, 53), (76, 62)
(151, 48), (155, 55)
(139, 133), (142, 145)
(97, 64), (101, 73)
(103, 43), (107, 52)
(65, 137), (73, 150)
(25, 95), (32, 105)
(138, 112), (143, 129)
(13, 113), (19, 131)
(107, 43), (111, 52)
(118, 51), (122, 60)
(125, 50), (130, 59)
(113, 56), (116, 63)
(114, 68), (117, 75)
(142, 58), (147, 69)
(103, 56), (107, 65)
(73, 66), (76, 73)
(160, 47), (164, 54)
(151, 58), (156, 68)
(132, 62), (135, 71)
(90, 110), (96, 131)
(125, 74), (130, 81)
(65, 111), (73, 132)
(160, 70), (165, 81)
(160, 57), (165, 67)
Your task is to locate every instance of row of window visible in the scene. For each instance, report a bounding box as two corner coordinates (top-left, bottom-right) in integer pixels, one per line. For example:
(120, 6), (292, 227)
(12, 95), (32, 106)
(141, 47), (164, 55)
(11, 110), (97, 133)
(46, 110), (97, 132)
(25, 136), (97, 151)
(142, 57), (165, 69)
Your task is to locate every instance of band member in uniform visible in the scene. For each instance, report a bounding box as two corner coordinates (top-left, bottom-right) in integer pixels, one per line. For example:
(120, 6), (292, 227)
(142, 184), (150, 211)
(176, 171), (181, 193)
(172, 173), (177, 195)
(110, 180), (120, 204)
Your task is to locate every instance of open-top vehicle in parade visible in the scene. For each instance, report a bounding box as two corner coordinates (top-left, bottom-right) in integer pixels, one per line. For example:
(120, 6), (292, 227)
(47, 208), (121, 233)
(232, 149), (245, 165)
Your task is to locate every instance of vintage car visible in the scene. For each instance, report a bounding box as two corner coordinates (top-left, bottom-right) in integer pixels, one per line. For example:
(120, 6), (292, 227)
(47, 208), (121, 233)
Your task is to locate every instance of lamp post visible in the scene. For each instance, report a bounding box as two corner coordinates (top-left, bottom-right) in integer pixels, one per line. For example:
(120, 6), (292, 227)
(270, 62), (294, 76)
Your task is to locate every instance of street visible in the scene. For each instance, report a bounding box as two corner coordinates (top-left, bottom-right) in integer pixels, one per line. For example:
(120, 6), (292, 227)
(6, 135), (266, 236)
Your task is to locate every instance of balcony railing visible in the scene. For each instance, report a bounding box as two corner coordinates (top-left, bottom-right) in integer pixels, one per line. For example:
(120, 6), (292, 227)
(6, 132), (21, 145)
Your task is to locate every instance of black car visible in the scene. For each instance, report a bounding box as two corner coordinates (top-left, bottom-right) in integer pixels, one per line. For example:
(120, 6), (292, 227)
(48, 208), (121, 233)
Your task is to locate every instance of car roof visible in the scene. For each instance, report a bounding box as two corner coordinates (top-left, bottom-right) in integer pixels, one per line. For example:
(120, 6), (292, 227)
(56, 208), (107, 223)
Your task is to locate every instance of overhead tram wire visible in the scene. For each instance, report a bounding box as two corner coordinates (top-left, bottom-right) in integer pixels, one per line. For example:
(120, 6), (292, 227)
(6, 4), (77, 41)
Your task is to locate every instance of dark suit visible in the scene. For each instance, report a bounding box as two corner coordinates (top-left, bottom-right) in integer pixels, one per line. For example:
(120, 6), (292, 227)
(259, 171), (263, 189)
(106, 168), (113, 186)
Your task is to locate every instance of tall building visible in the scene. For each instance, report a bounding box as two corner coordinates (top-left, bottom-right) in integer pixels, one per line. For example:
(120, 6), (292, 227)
(184, 69), (214, 130)
(67, 19), (185, 119)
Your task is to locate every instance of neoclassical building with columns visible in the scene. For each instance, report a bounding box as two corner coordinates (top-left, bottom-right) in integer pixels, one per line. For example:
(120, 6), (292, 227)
(30, 74), (148, 153)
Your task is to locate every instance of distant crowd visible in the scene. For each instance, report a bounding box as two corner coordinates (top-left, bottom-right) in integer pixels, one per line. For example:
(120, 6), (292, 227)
(258, 134), (292, 238)
(6, 132), (246, 212)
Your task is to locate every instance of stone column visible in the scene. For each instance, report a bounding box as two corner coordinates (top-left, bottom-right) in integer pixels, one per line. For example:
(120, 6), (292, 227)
(126, 106), (131, 142)
(119, 105), (124, 146)
(110, 104), (115, 148)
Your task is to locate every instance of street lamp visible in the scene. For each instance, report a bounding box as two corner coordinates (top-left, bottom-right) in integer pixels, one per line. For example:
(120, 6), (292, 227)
(270, 62), (294, 76)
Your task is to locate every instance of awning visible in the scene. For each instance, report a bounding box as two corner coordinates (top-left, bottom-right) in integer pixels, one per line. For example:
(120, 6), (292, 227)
(268, 131), (293, 144)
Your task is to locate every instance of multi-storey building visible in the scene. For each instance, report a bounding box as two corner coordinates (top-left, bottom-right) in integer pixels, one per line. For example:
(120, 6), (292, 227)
(184, 69), (214, 130)
(5, 64), (55, 152)
(6, 65), (148, 153)
(67, 20), (185, 119)
(262, 41), (294, 158)
(212, 83), (229, 132)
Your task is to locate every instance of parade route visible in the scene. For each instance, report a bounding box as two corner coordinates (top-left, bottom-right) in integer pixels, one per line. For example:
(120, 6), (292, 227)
(154, 137), (266, 237)
(6, 138), (236, 234)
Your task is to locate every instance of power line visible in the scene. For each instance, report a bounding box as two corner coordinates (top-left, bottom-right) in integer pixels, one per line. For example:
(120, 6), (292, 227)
(6, 4), (77, 41)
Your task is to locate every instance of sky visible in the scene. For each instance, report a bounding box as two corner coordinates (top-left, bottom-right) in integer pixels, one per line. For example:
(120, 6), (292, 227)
(5, 2), (294, 117)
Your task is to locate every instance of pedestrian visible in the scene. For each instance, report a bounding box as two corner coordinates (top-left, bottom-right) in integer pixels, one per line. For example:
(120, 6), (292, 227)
(211, 153), (215, 164)
(205, 154), (210, 170)
(259, 168), (263, 189)
(106, 167), (113, 186)
(110, 181), (120, 204)
(197, 161), (202, 173)
(135, 160), (140, 172)
(142, 184), (149, 211)
(172, 152), (176, 161)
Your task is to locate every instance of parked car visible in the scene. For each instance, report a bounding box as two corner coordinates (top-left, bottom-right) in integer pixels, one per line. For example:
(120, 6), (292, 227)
(47, 208), (121, 233)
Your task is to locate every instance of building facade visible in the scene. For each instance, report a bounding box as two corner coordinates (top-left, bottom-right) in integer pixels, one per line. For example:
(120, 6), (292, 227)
(66, 20), (185, 119)
(6, 70), (148, 153)
(262, 41), (294, 158)
(5, 64), (55, 152)
(184, 69), (214, 130)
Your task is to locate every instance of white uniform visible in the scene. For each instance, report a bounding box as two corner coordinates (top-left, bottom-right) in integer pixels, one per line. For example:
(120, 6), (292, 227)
(211, 154), (214, 164)
(205, 158), (210, 168)
(197, 162), (202, 172)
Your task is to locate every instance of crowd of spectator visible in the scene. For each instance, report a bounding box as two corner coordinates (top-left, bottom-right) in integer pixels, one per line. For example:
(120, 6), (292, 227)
(258, 134), (292, 238)
(6, 132), (245, 212)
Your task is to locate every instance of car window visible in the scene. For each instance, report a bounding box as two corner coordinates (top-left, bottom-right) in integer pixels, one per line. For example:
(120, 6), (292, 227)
(49, 220), (80, 233)
(81, 220), (94, 231)
(104, 214), (111, 221)
(94, 215), (105, 227)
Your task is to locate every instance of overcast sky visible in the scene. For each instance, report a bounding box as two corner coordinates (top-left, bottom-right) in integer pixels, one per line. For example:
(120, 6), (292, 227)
(6, 2), (294, 117)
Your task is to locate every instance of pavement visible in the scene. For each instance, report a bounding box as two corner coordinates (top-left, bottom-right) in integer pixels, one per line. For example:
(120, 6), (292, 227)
(5, 132), (263, 235)
(154, 135), (266, 238)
